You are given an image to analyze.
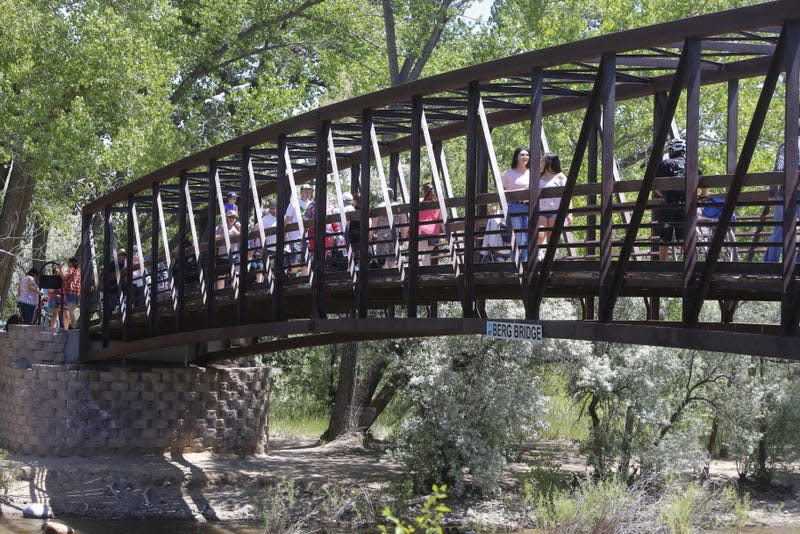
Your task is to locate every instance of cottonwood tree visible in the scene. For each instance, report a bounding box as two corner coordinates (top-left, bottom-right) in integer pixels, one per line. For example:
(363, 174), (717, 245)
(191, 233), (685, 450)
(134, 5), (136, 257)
(0, 0), (180, 313)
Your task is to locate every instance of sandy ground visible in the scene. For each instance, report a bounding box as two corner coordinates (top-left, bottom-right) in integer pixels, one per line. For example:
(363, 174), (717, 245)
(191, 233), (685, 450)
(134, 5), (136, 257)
(1, 436), (799, 530)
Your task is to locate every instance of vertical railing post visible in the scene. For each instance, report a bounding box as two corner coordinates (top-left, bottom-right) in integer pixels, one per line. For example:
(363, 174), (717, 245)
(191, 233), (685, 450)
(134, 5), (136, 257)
(682, 39), (701, 327)
(407, 96), (422, 318)
(358, 109), (372, 318)
(525, 69), (544, 318)
(102, 206), (112, 348)
(781, 20), (800, 334)
(585, 107), (599, 321)
(274, 139), (287, 322)
(598, 53), (616, 323)
(149, 184), (160, 336)
(124, 196), (135, 340)
(463, 82), (479, 317)
(79, 213), (92, 357)
(314, 121), (331, 319)
(727, 80), (739, 175)
(238, 147), (252, 324)
(389, 152), (399, 199)
(206, 160), (218, 327)
(177, 170), (188, 332)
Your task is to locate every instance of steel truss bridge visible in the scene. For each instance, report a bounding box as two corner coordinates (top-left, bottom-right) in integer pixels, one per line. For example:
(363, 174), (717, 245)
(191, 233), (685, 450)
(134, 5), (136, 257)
(80, 1), (800, 362)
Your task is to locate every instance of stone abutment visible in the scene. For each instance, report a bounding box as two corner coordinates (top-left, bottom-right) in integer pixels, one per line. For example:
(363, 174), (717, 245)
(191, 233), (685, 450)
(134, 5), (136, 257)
(0, 325), (269, 456)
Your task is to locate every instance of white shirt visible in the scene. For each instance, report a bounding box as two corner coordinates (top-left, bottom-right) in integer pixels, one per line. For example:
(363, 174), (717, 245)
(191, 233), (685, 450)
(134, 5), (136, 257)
(261, 212), (277, 250)
(539, 173), (567, 212)
(285, 203), (301, 243)
(501, 168), (529, 192)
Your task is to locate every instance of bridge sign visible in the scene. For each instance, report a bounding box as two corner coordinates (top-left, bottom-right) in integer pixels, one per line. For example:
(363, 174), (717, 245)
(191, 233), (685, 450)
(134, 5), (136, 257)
(485, 321), (543, 343)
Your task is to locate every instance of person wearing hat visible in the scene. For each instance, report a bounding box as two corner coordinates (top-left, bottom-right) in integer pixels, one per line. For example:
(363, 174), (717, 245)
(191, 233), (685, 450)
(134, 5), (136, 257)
(299, 183), (313, 216)
(215, 210), (241, 288)
(653, 139), (705, 261)
(341, 192), (356, 213)
(224, 191), (239, 212)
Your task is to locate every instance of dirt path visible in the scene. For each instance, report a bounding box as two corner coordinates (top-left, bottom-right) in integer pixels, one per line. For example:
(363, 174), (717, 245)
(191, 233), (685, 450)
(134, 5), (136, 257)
(1, 437), (799, 530)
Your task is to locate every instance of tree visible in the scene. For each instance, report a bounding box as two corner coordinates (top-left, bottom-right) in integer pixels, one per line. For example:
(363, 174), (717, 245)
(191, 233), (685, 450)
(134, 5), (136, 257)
(390, 303), (546, 495)
(0, 0), (183, 312)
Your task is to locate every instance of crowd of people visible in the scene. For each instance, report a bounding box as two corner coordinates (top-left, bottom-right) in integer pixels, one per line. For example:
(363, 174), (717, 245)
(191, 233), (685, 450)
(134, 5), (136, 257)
(11, 133), (797, 326)
(12, 257), (81, 328)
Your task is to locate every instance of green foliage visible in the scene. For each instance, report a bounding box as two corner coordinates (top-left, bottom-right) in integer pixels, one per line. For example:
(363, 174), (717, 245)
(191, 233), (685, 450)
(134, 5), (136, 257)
(533, 477), (655, 532)
(530, 476), (750, 533)
(389, 302), (547, 495)
(518, 459), (573, 517)
(377, 484), (451, 534)
(538, 368), (589, 441)
(253, 479), (299, 533)
(263, 345), (338, 420)
(658, 480), (752, 533)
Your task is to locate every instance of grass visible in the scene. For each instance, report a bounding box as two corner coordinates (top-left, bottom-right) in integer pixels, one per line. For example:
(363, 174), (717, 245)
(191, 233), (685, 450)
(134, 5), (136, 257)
(270, 414), (328, 439)
(538, 367), (589, 441)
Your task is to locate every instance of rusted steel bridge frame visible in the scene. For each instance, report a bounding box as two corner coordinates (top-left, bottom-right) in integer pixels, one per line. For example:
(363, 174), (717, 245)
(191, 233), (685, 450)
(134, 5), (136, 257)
(81, 1), (800, 363)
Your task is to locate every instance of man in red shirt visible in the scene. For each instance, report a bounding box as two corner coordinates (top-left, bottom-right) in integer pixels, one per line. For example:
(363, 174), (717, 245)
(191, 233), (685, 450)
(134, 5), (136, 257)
(60, 257), (81, 329)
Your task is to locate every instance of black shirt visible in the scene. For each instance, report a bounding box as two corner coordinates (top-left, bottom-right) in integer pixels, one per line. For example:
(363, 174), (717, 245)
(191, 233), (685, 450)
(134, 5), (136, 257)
(657, 156), (686, 205)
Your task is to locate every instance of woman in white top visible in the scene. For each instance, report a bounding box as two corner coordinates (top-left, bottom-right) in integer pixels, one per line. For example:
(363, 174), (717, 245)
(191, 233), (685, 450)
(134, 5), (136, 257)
(537, 153), (573, 246)
(499, 147), (531, 261)
(17, 268), (40, 325)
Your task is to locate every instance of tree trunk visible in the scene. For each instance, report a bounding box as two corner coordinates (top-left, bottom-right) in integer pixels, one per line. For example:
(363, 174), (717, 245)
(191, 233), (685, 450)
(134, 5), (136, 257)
(32, 217), (49, 273)
(352, 352), (389, 408)
(0, 162), (35, 313)
(618, 404), (635, 484)
(321, 342), (358, 441)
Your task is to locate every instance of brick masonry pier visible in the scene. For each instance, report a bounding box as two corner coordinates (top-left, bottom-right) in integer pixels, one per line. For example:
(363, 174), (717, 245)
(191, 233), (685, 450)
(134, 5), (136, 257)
(0, 325), (270, 456)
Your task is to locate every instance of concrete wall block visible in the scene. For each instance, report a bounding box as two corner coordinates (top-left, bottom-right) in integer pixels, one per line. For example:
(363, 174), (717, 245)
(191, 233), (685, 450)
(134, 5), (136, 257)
(129, 380), (150, 392)
(119, 391), (140, 402)
(110, 381), (129, 392)
(138, 391), (158, 402)
(99, 390), (119, 402)
(98, 371), (116, 382)
(172, 381), (190, 392)
(108, 437), (128, 448)
(180, 391), (198, 402)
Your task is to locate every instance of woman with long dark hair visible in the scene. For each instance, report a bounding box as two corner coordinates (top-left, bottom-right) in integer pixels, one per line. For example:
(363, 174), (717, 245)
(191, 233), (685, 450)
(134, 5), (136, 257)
(500, 147), (530, 261)
(537, 153), (573, 246)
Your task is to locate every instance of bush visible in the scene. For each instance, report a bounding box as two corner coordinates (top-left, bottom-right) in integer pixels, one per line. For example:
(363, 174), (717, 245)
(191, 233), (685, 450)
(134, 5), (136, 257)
(389, 324), (546, 495)
(378, 484), (451, 534)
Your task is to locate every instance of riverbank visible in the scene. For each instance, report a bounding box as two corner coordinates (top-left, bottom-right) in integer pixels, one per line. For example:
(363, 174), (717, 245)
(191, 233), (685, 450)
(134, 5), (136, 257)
(1, 436), (799, 531)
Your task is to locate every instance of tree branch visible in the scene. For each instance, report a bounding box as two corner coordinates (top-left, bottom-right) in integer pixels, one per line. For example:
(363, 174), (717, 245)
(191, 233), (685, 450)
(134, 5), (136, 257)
(170, 0), (325, 105)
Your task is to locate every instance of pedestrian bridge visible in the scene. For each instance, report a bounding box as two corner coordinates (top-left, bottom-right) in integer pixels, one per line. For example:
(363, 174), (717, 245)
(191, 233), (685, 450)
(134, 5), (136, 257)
(80, 1), (800, 363)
